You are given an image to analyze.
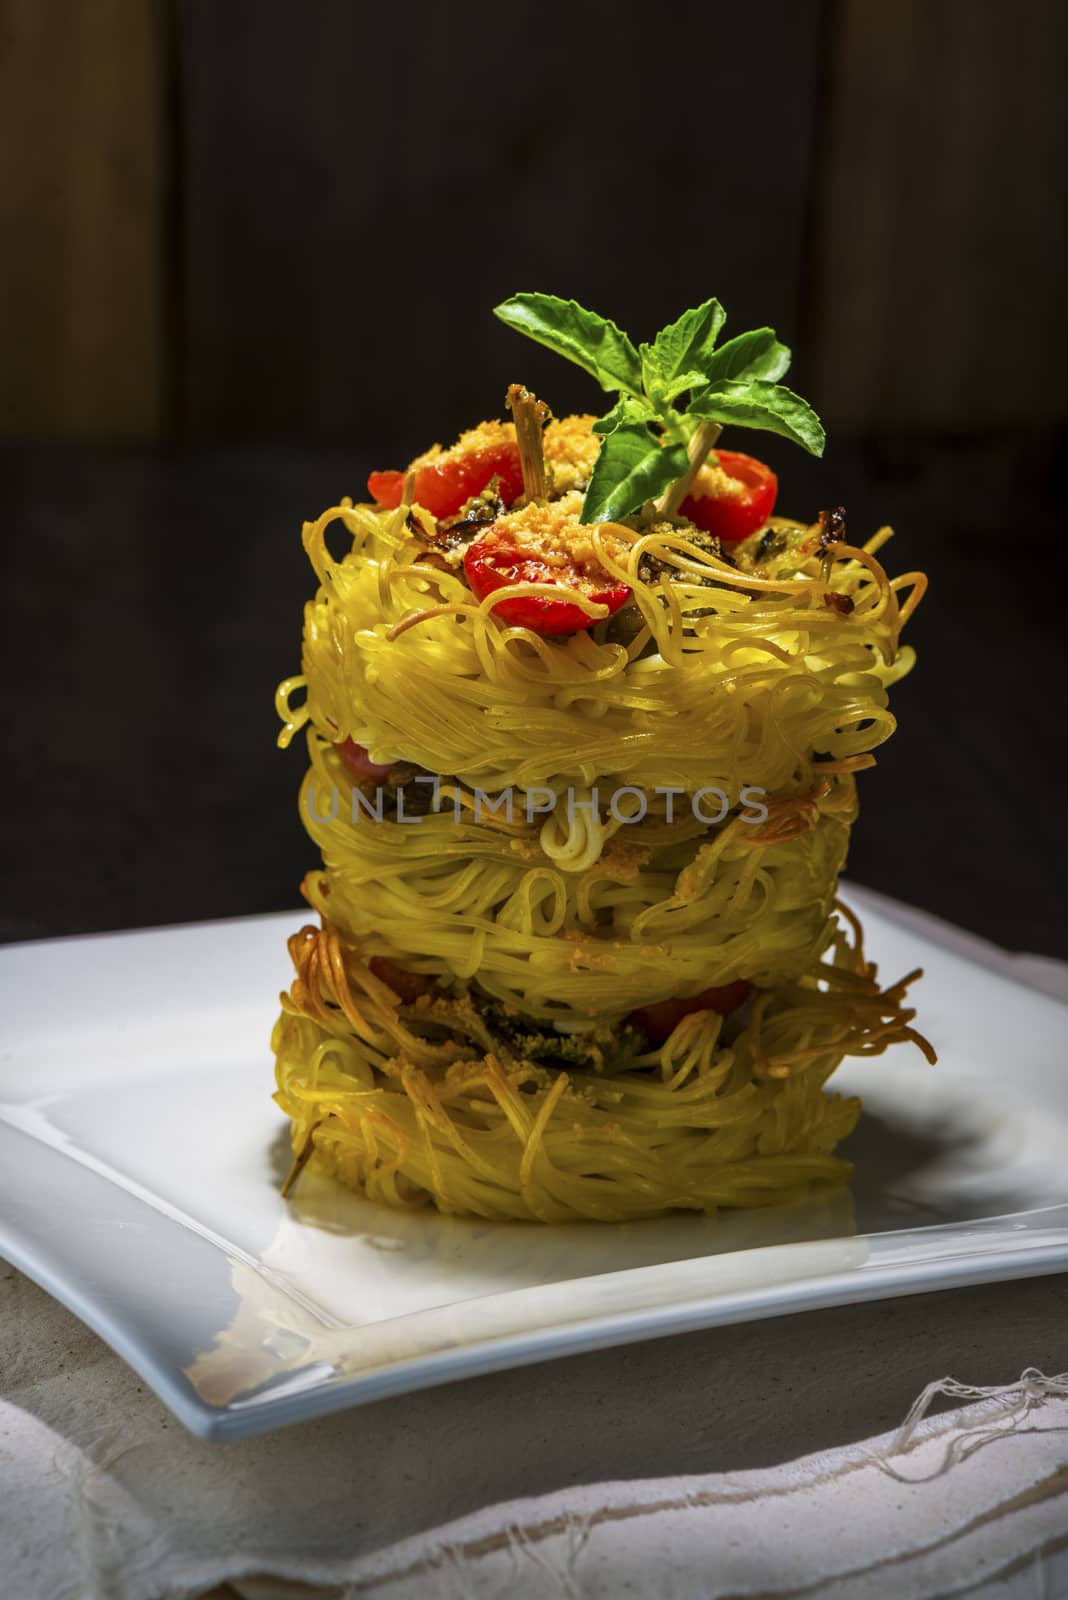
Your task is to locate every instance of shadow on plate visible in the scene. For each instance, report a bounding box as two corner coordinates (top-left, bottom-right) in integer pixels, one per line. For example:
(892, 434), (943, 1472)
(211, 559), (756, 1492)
(842, 1106), (1062, 1230)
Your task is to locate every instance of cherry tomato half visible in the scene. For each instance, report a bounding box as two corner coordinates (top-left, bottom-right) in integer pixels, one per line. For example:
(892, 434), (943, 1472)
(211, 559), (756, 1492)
(628, 979), (752, 1043)
(368, 440), (525, 520)
(463, 540), (631, 636)
(679, 450), (777, 544)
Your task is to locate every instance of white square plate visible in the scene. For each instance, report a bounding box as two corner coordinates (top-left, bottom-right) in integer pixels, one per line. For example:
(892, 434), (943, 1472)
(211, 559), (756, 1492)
(2, 885), (1067, 1440)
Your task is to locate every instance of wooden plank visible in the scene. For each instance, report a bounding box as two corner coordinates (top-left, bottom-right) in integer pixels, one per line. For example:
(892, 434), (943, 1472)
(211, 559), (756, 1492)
(806, 0), (1068, 429)
(0, 0), (167, 438)
(179, 0), (826, 451)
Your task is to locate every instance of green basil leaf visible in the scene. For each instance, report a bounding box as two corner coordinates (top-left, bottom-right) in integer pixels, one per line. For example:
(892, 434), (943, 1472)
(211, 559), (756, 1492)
(638, 342), (662, 403)
(640, 350), (707, 406)
(642, 299), (726, 394)
(592, 395), (653, 435)
(494, 293), (643, 397)
(581, 423), (689, 523)
(703, 328), (791, 384)
(689, 380), (825, 456)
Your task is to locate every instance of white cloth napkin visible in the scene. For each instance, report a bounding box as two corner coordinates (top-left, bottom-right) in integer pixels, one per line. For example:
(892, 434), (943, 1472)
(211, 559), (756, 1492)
(262, 1377), (1068, 1599)
(3, 1355), (1067, 1599)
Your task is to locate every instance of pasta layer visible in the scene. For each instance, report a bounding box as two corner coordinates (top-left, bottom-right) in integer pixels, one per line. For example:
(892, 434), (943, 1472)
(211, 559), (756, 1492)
(297, 734), (857, 1027)
(273, 909), (931, 1223)
(276, 505), (924, 793)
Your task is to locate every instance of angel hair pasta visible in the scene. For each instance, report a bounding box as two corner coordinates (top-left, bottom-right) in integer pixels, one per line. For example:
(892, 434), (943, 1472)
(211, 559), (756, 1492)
(271, 294), (934, 1222)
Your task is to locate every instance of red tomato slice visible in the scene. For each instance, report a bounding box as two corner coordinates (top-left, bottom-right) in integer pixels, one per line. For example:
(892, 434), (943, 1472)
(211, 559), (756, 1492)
(679, 449), (777, 544)
(463, 540), (631, 636)
(628, 979), (752, 1043)
(369, 956), (436, 1006)
(336, 738), (394, 783)
(368, 441), (525, 520)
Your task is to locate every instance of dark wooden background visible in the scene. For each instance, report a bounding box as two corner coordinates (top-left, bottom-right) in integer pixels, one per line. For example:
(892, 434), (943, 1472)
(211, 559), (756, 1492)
(2, 0), (1066, 449)
(1, 0), (1066, 954)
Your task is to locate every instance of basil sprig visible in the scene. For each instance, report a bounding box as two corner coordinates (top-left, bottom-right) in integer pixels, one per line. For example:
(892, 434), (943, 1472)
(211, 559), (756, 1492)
(494, 292), (824, 523)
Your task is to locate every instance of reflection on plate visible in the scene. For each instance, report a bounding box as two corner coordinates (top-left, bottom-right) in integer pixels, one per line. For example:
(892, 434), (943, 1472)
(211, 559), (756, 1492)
(1, 885), (1067, 1439)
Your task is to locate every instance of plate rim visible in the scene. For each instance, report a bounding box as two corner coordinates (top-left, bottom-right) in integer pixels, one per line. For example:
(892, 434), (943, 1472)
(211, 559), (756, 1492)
(4, 1197), (1068, 1441)
(3, 887), (1068, 1442)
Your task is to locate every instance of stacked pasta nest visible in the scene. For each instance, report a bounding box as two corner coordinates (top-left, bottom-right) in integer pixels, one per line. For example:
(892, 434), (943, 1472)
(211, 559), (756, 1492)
(272, 413), (931, 1222)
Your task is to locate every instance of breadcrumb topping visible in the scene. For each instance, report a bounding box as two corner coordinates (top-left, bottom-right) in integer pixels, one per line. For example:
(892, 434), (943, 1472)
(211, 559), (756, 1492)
(410, 419), (516, 471)
(407, 415), (600, 499)
(543, 414), (600, 495)
(478, 491), (628, 589)
(690, 462), (747, 502)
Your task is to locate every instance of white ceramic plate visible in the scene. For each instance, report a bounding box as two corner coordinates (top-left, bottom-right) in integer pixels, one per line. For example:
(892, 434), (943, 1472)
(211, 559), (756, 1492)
(2, 886), (1067, 1440)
